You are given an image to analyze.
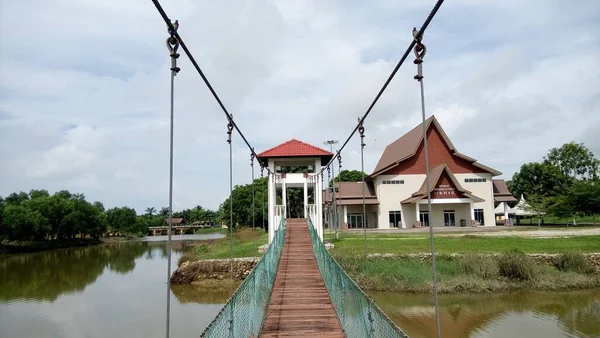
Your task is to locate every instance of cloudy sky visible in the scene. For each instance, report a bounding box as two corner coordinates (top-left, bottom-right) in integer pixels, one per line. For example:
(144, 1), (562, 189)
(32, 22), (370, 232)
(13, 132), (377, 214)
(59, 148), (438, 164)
(1, 0), (599, 213)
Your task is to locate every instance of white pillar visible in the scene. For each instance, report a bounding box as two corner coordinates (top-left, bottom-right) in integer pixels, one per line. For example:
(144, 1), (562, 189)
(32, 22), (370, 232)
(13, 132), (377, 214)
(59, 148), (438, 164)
(343, 205), (348, 229)
(416, 202), (420, 227)
(303, 179), (308, 218)
(282, 179), (287, 219)
(318, 177), (323, 239)
(268, 174), (274, 243)
(470, 202), (475, 226)
(503, 202), (508, 220)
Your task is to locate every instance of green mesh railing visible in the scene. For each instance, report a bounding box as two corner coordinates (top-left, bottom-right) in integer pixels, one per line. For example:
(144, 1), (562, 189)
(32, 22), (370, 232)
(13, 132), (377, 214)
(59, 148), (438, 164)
(307, 217), (409, 338)
(200, 218), (286, 337)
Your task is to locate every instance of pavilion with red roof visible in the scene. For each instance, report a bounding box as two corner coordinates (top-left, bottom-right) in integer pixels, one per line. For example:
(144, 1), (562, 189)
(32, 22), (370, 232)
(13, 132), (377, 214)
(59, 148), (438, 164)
(258, 139), (333, 243)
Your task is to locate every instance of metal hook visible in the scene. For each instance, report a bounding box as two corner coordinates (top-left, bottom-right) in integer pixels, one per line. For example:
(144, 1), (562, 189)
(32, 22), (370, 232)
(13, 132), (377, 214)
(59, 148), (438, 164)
(414, 43), (426, 61)
(226, 118), (234, 144)
(166, 20), (180, 55)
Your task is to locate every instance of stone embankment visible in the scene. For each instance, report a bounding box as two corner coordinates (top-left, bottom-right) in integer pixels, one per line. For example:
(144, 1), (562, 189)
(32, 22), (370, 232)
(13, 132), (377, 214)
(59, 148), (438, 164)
(170, 257), (258, 284)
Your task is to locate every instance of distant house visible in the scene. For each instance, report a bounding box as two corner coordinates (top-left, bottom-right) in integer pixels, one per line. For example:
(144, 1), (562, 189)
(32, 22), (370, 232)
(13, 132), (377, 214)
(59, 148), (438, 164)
(164, 218), (185, 226)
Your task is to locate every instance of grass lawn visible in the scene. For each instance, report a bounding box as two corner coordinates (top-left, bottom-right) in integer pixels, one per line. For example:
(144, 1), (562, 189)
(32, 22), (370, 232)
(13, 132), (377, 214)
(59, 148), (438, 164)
(194, 228), (229, 235)
(327, 235), (600, 255)
(182, 228), (267, 263)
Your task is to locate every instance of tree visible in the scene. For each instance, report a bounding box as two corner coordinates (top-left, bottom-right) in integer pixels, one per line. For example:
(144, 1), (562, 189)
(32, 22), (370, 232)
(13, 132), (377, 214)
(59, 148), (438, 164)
(565, 180), (600, 216)
(544, 142), (600, 180)
(145, 207), (156, 216)
(105, 207), (137, 234)
(218, 177), (268, 229)
(329, 170), (368, 187)
(508, 162), (571, 198)
(54, 190), (73, 199)
(5, 191), (30, 205)
(29, 189), (50, 200)
(2, 205), (49, 241)
(93, 201), (105, 213)
(159, 207), (169, 217)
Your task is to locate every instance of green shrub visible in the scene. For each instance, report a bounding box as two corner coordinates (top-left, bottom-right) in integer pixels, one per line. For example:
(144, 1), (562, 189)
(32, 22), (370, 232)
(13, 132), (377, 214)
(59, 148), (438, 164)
(458, 253), (498, 279)
(554, 253), (595, 274)
(497, 249), (536, 280)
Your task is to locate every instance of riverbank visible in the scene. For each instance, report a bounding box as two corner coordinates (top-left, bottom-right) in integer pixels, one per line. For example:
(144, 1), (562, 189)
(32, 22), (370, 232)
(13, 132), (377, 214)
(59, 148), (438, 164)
(0, 235), (138, 254)
(335, 252), (600, 294)
(171, 252), (600, 294)
(173, 227), (600, 293)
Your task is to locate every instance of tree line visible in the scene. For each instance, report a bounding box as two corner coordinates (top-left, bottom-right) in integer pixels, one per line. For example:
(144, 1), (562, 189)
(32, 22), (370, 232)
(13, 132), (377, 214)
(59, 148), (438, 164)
(508, 142), (600, 219)
(0, 189), (218, 243)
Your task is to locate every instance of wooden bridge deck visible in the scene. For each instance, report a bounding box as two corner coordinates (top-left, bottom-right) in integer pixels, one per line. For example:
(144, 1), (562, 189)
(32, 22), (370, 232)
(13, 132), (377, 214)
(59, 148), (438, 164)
(260, 218), (344, 337)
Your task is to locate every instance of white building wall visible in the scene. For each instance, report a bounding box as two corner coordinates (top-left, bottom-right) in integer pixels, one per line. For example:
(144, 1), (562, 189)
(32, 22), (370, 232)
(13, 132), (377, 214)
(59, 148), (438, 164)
(373, 172), (496, 229)
(375, 174), (425, 229)
(454, 173), (495, 226)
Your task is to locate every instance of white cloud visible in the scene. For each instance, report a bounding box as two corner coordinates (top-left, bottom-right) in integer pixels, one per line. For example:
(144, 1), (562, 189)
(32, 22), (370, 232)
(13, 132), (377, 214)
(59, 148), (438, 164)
(1, 0), (599, 212)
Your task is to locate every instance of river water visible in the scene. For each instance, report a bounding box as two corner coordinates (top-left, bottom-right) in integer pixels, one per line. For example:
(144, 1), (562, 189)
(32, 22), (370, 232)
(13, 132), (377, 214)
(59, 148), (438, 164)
(1, 237), (598, 338)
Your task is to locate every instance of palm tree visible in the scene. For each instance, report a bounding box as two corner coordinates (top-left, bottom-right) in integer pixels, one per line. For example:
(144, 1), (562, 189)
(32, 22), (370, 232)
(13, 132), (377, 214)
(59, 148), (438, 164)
(145, 207), (156, 216)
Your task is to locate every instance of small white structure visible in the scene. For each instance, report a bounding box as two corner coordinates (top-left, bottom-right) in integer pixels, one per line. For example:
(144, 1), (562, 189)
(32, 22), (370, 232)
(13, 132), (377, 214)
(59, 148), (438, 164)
(495, 194), (539, 220)
(257, 139), (333, 243)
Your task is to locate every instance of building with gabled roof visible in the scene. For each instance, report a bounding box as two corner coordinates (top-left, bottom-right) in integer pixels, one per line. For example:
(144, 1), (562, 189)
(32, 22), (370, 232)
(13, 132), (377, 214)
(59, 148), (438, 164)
(324, 115), (517, 229)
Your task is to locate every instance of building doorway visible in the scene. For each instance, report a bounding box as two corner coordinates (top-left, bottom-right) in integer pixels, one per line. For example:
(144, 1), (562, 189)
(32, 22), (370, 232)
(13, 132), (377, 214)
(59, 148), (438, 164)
(419, 211), (429, 227)
(348, 213), (366, 229)
(444, 210), (456, 226)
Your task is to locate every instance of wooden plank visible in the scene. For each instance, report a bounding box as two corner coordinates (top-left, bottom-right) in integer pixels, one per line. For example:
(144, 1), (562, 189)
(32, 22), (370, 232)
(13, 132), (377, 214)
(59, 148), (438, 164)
(260, 218), (344, 337)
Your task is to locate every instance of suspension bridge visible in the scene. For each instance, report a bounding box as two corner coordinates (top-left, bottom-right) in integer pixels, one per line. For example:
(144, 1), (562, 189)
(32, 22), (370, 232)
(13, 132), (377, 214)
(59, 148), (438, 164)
(149, 0), (447, 336)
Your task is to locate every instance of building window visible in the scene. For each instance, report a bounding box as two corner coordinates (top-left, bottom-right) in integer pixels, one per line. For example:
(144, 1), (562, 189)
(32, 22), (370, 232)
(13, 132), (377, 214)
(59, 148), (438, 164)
(474, 209), (484, 225)
(465, 178), (487, 183)
(382, 180), (404, 185)
(389, 211), (402, 228)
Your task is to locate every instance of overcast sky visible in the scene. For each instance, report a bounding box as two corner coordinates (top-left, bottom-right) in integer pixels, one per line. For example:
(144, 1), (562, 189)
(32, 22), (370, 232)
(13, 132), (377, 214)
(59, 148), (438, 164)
(1, 0), (598, 213)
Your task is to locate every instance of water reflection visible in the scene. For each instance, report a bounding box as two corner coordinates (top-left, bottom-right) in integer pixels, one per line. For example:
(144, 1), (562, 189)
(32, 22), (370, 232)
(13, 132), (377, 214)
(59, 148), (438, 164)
(373, 290), (600, 338)
(0, 235), (229, 338)
(0, 234), (224, 303)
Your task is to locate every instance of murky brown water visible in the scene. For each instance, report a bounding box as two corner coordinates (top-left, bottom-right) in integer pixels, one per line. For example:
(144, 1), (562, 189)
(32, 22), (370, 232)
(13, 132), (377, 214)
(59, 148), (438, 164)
(1, 237), (598, 337)
(372, 290), (600, 338)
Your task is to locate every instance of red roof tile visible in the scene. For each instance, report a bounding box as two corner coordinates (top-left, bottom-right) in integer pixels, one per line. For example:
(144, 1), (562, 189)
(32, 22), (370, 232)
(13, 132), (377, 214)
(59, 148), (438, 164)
(257, 139), (334, 158)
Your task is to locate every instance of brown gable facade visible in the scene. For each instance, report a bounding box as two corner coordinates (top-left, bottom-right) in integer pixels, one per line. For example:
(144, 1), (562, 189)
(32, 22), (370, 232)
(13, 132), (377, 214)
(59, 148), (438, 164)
(402, 164), (485, 204)
(371, 115), (501, 177)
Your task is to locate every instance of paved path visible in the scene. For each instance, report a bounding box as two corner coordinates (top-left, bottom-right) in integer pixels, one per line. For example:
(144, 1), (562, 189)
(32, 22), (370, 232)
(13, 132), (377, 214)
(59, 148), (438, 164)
(261, 218), (344, 337)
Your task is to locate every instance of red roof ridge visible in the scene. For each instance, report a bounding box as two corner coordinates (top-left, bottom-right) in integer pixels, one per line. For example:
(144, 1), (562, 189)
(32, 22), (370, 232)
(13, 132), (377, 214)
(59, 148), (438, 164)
(257, 139), (333, 158)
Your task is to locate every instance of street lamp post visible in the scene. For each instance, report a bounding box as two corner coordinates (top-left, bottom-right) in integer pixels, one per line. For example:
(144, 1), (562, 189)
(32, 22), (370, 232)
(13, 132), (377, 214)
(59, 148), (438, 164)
(324, 140), (339, 239)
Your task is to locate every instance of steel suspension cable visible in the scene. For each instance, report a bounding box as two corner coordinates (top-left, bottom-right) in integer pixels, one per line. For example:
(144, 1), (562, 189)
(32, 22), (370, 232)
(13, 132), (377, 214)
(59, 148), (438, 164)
(150, 0), (271, 172)
(227, 121), (234, 298)
(164, 21), (180, 338)
(251, 152), (255, 229)
(317, 0), (445, 175)
(358, 120), (368, 277)
(337, 154), (343, 237)
(261, 166), (266, 231)
(413, 31), (441, 338)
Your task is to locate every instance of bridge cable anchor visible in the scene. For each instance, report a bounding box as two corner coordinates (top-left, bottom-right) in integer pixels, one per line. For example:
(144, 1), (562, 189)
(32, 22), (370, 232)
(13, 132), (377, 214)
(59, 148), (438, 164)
(412, 27), (426, 81)
(166, 20), (181, 74)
